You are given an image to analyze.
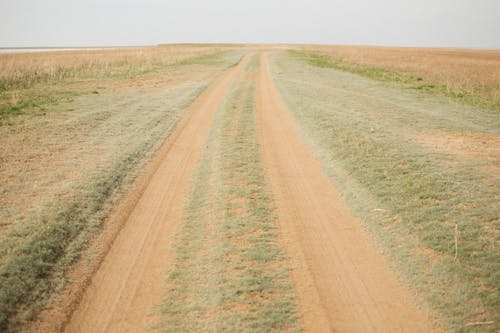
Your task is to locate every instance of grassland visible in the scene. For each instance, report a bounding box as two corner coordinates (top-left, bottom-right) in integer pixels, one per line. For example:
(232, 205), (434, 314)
(0, 46), (244, 332)
(0, 45), (231, 90)
(297, 45), (500, 111)
(270, 51), (499, 332)
(159, 57), (299, 332)
(0, 45), (235, 125)
(1, 44), (498, 332)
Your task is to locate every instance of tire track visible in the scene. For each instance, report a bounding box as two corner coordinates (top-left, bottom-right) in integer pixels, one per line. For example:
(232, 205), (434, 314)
(64, 54), (250, 333)
(255, 52), (435, 332)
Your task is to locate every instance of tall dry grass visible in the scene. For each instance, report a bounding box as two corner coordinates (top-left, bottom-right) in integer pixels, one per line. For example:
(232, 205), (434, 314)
(303, 45), (500, 109)
(0, 45), (228, 91)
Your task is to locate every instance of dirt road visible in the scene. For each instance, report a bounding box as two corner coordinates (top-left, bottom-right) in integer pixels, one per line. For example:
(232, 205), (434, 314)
(64, 52), (434, 332)
(64, 55), (251, 333)
(254, 53), (434, 332)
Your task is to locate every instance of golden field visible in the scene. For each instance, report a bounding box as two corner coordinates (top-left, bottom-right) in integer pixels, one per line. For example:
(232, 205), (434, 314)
(303, 45), (500, 109)
(0, 45), (232, 91)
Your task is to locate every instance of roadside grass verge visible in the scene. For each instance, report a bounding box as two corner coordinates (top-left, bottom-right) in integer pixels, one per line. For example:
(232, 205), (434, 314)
(0, 54), (240, 331)
(0, 50), (235, 126)
(0, 147), (145, 330)
(159, 64), (300, 332)
(290, 50), (500, 112)
(272, 52), (499, 332)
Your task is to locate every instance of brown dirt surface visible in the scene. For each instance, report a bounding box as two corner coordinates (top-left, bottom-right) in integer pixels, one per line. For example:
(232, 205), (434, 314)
(37, 50), (440, 332)
(414, 131), (500, 161)
(255, 53), (436, 332)
(411, 131), (500, 181)
(61, 55), (251, 333)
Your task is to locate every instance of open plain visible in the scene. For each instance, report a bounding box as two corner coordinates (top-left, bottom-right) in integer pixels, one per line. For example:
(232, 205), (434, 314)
(0, 45), (498, 332)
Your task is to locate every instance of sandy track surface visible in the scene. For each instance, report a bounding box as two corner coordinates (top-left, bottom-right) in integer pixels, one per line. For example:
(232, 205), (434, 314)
(64, 55), (250, 333)
(64, 51), (434, 332)
(255, 53), (434, 332)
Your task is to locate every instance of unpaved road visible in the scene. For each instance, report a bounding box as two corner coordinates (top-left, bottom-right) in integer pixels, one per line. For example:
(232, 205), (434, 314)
(255, 54), (434, 332)
(64, 55), (251, 333)
(65, 52), (433, 332)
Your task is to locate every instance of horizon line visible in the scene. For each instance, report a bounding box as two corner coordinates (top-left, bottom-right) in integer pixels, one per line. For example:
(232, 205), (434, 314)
(0, 43), (499, 51)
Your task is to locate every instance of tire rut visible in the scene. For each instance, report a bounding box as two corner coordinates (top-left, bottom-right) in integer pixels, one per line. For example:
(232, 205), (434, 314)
(64, 55), (251, 333)
(255, 52), (435, 332)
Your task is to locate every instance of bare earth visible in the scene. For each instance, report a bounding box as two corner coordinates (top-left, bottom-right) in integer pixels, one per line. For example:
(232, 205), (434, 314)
(64, 55), (251, 333)
(62, 52), (434, 332)
(255, 53), (434, 332)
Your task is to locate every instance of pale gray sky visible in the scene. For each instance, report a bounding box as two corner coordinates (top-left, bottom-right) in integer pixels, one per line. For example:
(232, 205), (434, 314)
(1, 0), (499, 48)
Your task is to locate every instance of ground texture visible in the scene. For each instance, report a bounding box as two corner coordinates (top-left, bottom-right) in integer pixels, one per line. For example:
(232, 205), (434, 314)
(63, 53), (436, 332)
(1, 47), (498, 332)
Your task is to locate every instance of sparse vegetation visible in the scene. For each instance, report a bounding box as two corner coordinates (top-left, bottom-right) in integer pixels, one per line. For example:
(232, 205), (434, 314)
(0, 45), (233, 91)
(0, 47), (236, 125)
(0, 147), (145, 330)
(160, 60), (300, 332)
(292, 47), (500, 111)
(0, 89), (80, 125)
(2, 44), (498, 332)
(272, 51), (499, 332)
(0, 48), (244, 332)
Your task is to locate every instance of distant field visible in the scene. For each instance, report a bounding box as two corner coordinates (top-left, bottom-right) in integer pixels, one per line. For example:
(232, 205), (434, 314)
(0, 45), (236, 92)
(0, 47), (120, 54)
(300, 45), (500, 111)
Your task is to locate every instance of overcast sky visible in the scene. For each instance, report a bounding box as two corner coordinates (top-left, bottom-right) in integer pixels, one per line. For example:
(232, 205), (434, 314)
(1, 0), (499, 48)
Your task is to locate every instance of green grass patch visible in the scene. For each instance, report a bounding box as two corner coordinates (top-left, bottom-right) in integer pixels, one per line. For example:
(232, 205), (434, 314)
(159, 65), (300, 332)
(0, 148), (144, 331)
(0, 89), (81, 125)
(290, 50), (500, 112)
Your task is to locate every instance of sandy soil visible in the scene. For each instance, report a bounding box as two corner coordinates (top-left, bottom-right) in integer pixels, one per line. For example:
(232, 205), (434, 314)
(60, 52), (435, 332)
(255, 53), (435, 332)
(62, 55), (251, 333)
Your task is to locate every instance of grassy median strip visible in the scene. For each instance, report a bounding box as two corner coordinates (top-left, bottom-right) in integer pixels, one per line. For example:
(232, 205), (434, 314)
(272, 52), (499, 332)
(159, 64), (300, 332)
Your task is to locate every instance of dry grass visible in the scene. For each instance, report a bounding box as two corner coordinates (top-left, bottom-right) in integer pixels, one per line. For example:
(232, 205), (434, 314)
(272, 51), (499, 332)
(302, 45), (500, 110)
(0, 45), (241, 126)
(0, 45), (234, 91)
(160, 57), (299, 332)
(0, 49), (245, 332)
